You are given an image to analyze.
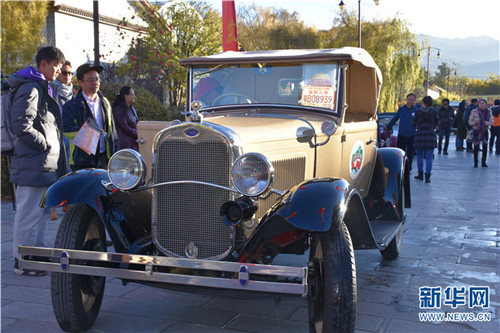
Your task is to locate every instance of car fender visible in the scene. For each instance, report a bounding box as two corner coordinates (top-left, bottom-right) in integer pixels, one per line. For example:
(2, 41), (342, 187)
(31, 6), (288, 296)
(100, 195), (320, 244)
(238, 178), (377, 262)
(41, 169), (111, 218)
(268, 178), (352, 232)
(41, 169), (152, 253)
(376, 147), (411, 211)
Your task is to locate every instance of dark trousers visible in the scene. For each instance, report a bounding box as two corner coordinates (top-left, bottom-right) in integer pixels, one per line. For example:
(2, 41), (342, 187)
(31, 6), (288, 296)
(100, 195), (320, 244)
(397, 135), (414, 170)
(474, 142), (488, 165)
(489, 126), (500, 152)
(438, 124), (451, 152)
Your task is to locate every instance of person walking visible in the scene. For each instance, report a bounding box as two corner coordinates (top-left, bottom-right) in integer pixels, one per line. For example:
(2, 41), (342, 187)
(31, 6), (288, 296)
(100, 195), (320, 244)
(468, 99), (494, 167)
(464, 98), (478, 152)
(488, 99), (500, 155)
(437, 98), (454, 155)
(112, 86), (139, 151)
(412, 96), (438, 183)
(49, 60), (75, 219)
(454, 100), (468, 151)
(8, 46), (68, 276)
(386, 93), (418, 170)
(63, 64), (119, 170)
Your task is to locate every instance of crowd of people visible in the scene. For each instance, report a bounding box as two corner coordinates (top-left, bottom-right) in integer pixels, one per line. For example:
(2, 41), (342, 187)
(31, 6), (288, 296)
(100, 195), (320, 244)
(385, 94), (499, 183)
(6, 46), (139, 276)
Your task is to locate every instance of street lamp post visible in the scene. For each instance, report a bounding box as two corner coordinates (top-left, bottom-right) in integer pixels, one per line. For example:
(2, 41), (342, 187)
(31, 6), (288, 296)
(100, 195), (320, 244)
(418, 46), (441, 96)
(338, 0), (379, 48)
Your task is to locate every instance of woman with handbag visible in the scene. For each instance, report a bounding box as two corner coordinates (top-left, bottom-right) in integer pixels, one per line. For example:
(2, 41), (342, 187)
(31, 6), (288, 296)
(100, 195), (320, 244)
(468, 99), (494, 167)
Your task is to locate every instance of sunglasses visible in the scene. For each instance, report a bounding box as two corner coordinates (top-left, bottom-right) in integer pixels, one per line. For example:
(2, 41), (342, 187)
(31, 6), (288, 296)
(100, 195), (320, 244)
(61, 70), (73, 76)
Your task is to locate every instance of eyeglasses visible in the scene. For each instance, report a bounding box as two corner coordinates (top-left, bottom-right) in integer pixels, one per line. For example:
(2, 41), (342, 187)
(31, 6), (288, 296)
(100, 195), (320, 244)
(83, 77), (100, 83)
(61, 70), (72, 76)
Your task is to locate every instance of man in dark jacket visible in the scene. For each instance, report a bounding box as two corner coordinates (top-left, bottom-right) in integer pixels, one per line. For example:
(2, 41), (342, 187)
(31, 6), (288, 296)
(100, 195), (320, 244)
(8, 46), (67, 276)
(386, 93), (418, 170)
(464, 98), (478, 152)
(437, 98), (454, 155)
(63, 64), (118, 170)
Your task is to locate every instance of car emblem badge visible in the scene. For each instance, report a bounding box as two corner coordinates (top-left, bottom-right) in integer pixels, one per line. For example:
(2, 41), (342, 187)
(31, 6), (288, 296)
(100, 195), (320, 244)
(60, 251), (70, 271)
(145, 262), (153, 276)
(185, 242), (198, 259)
(239, 265), (249, 287)
(184, 128), (200, 138)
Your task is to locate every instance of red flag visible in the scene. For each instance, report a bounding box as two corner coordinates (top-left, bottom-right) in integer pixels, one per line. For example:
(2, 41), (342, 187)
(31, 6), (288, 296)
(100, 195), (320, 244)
(222, 0), (238, 51)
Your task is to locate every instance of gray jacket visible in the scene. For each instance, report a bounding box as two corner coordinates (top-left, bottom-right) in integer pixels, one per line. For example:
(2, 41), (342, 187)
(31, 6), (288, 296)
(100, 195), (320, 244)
(8, 73), (67, 187)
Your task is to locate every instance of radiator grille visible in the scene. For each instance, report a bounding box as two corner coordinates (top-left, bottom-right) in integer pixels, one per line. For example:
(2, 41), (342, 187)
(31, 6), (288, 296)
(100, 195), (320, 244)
(152, 126), (233, 259)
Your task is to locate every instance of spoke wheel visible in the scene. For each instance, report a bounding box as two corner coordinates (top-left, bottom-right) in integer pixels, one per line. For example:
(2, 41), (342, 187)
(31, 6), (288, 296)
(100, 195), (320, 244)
(308, 221), (356, 333)
(51, 204), (106, 332)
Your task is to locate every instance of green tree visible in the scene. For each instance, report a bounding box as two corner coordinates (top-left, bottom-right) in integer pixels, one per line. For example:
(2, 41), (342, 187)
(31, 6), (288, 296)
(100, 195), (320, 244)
(118, 0), (221, 107)
(323, 11), (422, 112)
(237, 4), (321, 51)
(468, 74), (500, 95)
(1, 1), (49, 74)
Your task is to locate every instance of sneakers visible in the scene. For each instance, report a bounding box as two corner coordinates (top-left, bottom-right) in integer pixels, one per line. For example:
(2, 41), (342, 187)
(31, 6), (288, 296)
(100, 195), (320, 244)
(13, 258), (46, 276)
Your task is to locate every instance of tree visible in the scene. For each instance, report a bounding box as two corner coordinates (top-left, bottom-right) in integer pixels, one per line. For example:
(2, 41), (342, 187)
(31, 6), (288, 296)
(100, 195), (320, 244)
(323, 11), (422, 112)
(118, 0), (221, 107)
(468, 74), (500, 95)
(237, 4), (321, 51)
(1, 1), (49, 74)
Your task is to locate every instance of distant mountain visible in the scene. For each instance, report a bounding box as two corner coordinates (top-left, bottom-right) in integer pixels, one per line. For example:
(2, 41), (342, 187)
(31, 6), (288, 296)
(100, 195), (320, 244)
(418, 35), (500, 79)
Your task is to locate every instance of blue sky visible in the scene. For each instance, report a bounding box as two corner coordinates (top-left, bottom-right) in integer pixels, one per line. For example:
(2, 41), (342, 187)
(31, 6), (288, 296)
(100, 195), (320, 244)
(210, 0), (500, 41)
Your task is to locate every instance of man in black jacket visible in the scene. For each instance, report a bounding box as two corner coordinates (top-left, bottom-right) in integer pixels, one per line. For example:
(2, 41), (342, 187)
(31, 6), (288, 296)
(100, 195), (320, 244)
(8, 46), (67, 276)
(63, 64), (118, 170)
(437, 98), (454, 155)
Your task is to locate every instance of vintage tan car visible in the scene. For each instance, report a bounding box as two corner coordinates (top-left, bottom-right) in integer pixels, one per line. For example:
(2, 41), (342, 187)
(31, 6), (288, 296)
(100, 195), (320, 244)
(20, 48), (411, 333)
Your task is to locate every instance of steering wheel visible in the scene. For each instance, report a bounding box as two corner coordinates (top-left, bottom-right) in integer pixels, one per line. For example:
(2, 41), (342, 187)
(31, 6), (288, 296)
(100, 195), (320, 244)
(212, 93), (257, 105)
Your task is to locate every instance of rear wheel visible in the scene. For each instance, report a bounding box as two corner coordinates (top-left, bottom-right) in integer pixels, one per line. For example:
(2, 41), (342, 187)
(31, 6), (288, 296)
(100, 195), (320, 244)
(308, 221), (357, 333)
(380, 227), (403, 260)
(51, 204), (107, 332)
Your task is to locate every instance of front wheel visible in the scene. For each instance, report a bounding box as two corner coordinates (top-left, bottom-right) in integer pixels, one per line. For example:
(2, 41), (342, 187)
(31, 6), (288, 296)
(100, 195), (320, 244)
(51, 204), (107, 332)
(308, 221), (357, 333)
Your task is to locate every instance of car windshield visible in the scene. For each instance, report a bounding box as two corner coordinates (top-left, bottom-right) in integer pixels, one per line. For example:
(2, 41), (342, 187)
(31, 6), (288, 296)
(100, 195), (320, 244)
(190, 62), (340, 112)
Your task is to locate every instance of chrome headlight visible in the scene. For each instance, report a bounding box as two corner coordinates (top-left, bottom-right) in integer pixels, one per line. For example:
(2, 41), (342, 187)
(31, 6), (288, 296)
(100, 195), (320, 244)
(231, 153), (274, 197)
(107, 149), (146, 190)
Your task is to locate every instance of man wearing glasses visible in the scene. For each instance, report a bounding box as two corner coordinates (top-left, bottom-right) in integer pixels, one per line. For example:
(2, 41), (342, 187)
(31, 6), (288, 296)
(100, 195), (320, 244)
(51, 61), (75, 167)
(63, 64), (118, 170)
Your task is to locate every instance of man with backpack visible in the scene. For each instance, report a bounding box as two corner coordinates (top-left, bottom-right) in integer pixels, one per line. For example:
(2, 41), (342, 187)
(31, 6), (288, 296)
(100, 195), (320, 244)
(8, 46), (68, 276)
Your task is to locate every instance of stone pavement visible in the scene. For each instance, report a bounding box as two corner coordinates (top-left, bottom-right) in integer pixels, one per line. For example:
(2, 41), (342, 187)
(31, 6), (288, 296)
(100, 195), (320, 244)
(1, 140), (499, 333)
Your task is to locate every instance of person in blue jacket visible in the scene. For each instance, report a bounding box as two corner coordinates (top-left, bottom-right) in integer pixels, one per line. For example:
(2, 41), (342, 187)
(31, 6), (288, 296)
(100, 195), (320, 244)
(385, 93), (418, 170)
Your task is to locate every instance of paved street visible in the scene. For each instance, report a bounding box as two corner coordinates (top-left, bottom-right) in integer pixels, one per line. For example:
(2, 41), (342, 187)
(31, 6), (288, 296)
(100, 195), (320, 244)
(2, 139), (499, 333)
